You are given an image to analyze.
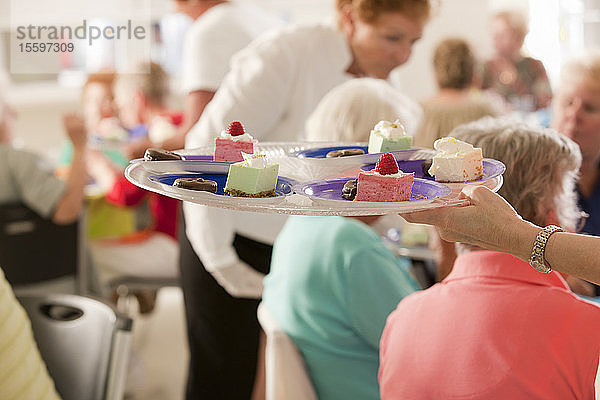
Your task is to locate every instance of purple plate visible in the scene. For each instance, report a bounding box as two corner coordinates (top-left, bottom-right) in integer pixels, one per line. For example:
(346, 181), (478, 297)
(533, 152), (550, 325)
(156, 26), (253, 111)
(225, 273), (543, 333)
(182, 155), (214, 161)
(297, 177), (451, 204)
(361, 158), (505, 183)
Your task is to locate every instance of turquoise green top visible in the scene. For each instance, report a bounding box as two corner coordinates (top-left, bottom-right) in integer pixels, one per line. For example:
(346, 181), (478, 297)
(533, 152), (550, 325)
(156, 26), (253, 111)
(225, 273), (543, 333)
(263, 216), (419, 400)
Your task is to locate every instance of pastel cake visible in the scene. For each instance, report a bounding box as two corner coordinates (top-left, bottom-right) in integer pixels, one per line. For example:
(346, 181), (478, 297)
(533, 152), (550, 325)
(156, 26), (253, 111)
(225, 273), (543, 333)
(355, 153), (414, 202)
(224, 153), (279, 197)
(367, 119), (413, 154)
(428, 137), (484, 182)
(214, 121), (258, 162)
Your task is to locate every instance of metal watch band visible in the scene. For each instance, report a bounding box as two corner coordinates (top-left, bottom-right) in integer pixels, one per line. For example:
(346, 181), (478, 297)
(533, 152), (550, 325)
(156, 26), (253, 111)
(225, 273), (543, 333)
(529, 225), (563, 273)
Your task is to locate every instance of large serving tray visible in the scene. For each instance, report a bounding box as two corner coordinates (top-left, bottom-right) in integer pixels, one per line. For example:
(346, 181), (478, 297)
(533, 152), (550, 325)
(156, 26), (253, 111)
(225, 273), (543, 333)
(125, 142), (504, 216)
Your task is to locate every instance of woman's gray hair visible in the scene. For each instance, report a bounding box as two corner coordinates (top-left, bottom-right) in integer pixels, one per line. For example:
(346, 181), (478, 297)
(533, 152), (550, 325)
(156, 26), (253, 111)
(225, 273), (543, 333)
(305, 77), (422, 142)
(453, 116), (581, 231)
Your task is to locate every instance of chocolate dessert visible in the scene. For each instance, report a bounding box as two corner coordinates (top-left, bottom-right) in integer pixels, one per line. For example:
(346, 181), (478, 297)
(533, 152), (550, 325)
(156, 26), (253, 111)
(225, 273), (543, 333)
(144, 148), (183, 161)
(421, 159), (433, 178)
(173, 177), (217, 193)
(326, 148), (365, 158)
(341, 179), (357, 200)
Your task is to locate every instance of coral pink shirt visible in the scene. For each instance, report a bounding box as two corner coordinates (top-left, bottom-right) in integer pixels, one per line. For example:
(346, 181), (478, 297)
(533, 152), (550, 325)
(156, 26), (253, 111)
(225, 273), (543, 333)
(379, 251), (600, 400)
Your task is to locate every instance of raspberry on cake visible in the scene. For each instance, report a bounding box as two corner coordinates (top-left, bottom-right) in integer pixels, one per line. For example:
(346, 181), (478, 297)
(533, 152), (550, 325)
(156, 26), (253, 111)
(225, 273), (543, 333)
(367, 119), (413, 154)
(214, 121), (258, 162)
(354, 153), (414, 202)
(428, 137), (484, 182)
(224, 153), (279, 197)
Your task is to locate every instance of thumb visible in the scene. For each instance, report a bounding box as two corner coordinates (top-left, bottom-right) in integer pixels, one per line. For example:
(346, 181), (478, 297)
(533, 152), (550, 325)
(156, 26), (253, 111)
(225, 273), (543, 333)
(460, 185), (493, 206)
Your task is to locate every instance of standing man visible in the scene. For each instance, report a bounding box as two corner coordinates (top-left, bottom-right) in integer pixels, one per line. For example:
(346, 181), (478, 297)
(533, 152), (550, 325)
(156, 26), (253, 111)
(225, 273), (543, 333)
(167, 2), (282, 399)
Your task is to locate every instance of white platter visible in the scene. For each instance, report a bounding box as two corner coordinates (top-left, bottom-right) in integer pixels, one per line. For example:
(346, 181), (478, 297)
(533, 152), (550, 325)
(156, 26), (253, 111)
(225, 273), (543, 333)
(125, 142), (504, 216)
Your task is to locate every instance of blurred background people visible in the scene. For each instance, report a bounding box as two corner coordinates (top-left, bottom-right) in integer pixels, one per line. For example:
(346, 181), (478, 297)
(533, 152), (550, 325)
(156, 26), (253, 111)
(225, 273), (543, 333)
(181, 1), (432, 399)
(551, 50), (600, 238)
(550, 50), (600, 296)
(126, 0), (281, 159)
(0, 93), (87, 294)
(379, 117), (600, 400)
(86, 62), (181, 310)
(414, 38), (498, 149)
(478, 9), (552, 113)
(1, 102), (87, 225)
(59, 72), (137, 243)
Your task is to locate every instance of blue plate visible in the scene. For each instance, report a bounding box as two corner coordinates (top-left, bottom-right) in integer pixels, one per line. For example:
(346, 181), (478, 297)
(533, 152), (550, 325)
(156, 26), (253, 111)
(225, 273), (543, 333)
(182, 155), (214, 161)
(298, 177), (451, 203)
(361, 158), (506, 183)
(149, 173), (294, 197)
(291, 145), (369, 159)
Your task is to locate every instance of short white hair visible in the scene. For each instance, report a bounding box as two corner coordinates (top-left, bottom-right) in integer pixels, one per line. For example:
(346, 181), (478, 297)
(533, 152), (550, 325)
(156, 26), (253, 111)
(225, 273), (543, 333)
(305, 78), (422, 142)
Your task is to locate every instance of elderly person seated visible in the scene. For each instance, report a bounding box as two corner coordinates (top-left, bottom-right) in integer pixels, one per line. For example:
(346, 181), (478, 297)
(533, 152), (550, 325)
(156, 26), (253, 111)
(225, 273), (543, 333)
(0, 95), (83, 400)
(379, 117), (600, 399)
(1, 103), (87, 225)
(262, 78), (422, 400)
(552, 50), (600, 238)
(414, 37), (497, 149)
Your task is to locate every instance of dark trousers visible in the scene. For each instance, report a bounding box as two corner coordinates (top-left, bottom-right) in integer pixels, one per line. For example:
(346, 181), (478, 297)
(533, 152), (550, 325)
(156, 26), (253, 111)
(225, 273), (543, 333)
(178, 216), (272, 400)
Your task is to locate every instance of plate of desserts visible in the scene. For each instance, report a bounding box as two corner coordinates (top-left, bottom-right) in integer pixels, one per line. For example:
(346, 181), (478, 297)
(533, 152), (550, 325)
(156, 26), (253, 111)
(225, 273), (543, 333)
(147, 152), (295, 205)
(295, 152), (452, 209)
(124, 122), (506, 215)
(361, 137), (506, 193)
(289, 119), (432, 161)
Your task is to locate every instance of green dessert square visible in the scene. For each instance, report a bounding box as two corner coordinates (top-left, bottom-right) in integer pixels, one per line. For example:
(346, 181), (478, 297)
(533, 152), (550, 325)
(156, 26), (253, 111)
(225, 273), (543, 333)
(368, 134), (413, 153)
(225, 163), (279, 195)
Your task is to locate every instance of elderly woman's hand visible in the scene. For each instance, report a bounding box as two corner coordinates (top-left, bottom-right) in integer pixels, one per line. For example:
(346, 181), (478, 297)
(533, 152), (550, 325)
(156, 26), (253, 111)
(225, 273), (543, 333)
(401, 186), (536, 259)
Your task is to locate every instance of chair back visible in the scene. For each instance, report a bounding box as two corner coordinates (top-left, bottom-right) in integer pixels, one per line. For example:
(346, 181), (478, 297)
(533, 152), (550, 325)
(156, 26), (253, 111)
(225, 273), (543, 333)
(257, 303), (318, 400)
(0, 203), (78, 286)
(17, 294), (133, 400)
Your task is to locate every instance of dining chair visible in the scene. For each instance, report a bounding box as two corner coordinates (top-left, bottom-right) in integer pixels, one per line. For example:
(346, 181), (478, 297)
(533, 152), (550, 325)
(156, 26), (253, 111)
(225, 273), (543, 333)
(0, 202), (79, 287)
(17, 293), (133, 400)
(257, 302), (318, 400)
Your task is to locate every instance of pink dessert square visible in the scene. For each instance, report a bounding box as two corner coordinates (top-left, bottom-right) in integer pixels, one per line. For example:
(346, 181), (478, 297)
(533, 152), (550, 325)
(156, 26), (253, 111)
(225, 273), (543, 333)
(214, 137), (257, 162)
(355, 171), (414, 202)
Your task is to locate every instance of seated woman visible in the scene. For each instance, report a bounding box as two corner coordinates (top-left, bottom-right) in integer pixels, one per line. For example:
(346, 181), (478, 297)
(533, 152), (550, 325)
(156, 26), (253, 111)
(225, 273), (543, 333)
(414, 37), (498, 149)
(305, 77), (422, 141)
(1, 103), (87, 225)
(262, 77), (422, 400)
(379, 117), (600, 399)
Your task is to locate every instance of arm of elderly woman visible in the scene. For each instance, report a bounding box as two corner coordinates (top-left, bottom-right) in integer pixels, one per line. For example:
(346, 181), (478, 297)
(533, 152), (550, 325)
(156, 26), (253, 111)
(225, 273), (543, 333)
(402, 185), (600, 285)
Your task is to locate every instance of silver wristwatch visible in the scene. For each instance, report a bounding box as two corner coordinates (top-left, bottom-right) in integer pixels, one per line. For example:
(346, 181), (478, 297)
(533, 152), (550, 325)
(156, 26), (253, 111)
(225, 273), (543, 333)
(529, 225), (563, 273)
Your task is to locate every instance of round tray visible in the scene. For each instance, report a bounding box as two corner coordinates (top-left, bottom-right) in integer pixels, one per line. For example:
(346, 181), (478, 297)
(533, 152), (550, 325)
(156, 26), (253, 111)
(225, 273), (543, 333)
(125, 142), (504, 216)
